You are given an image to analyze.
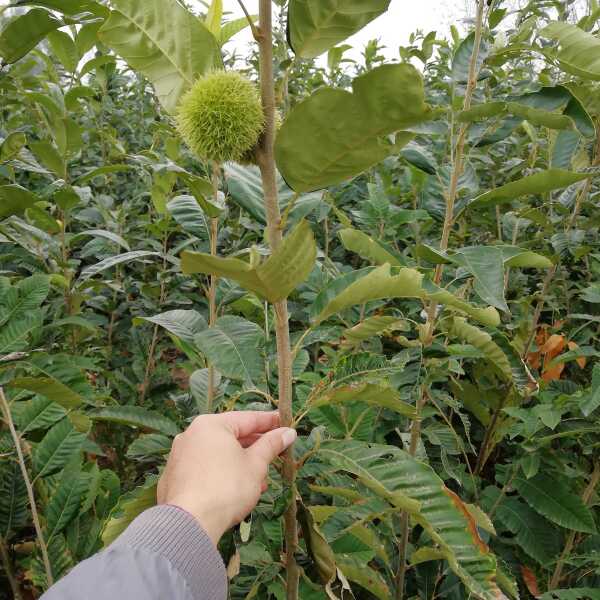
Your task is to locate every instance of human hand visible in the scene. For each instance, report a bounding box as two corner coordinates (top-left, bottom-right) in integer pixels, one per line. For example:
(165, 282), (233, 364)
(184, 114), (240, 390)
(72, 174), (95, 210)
(157, 411), (296, 546)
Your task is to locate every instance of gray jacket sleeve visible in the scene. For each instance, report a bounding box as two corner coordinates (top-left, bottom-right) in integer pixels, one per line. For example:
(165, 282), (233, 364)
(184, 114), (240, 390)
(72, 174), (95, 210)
(41, 505), (227, 600)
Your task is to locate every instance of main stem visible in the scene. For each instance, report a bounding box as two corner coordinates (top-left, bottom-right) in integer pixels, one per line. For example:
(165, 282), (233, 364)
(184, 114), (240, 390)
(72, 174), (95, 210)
(0, 387), (53, 587)
(256, 2), (299, 598)
(207, 162), (220, 412)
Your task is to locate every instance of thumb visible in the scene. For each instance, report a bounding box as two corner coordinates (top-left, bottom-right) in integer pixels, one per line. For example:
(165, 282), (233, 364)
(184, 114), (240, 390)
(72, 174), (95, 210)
(247, 427), (297, 466)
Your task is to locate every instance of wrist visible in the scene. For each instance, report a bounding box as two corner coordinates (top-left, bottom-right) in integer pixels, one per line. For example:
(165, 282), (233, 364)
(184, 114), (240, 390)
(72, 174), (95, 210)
(165, 497), (229, 546)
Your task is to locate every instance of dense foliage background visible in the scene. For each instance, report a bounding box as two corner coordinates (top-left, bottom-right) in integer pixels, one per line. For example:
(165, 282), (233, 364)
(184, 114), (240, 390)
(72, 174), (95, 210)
(1, 0), (600, 599)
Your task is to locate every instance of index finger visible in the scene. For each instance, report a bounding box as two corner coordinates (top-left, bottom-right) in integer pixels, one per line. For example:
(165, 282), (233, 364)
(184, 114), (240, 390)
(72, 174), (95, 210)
(218, 411), (281, 439)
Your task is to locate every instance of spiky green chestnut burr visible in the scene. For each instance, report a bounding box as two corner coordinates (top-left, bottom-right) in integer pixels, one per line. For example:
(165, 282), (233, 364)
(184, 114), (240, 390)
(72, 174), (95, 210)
(176, 71), (265, 163)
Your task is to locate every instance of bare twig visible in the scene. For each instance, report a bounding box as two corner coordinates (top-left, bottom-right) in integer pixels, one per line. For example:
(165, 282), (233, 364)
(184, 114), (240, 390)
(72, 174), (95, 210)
(0, 387), (53, 587)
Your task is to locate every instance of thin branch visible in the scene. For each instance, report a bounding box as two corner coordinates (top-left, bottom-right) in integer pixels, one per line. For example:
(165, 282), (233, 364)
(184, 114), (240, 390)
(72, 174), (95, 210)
(235, 0), (261, 40)
(0, 387), (53, 587)
(550, 461), (600, 589)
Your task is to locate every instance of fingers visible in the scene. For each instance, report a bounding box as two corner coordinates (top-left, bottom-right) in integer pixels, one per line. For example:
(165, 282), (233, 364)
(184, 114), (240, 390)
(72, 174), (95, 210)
(239, 433), (262, 448)
(218, 411), (281, 439)
(246, 427), (297, 466)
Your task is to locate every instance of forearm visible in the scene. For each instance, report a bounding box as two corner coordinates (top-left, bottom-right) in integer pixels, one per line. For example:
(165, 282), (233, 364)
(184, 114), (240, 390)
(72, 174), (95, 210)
(41, 505), (227, 600)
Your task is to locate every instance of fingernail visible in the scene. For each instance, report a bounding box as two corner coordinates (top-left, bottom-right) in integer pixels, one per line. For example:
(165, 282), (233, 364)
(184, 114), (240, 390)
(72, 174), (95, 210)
(282, 428), (297, 449)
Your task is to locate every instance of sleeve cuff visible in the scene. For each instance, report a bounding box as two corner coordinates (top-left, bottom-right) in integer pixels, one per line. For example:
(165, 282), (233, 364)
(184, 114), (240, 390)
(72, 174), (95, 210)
(112, 505), (227, 600)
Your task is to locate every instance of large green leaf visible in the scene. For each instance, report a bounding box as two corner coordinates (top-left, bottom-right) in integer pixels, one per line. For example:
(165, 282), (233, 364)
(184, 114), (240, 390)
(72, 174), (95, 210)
(514, 473), (597, 533)
(189, 368), (223, 414)
(0, 132), (27, 162)
(463, 169), (592, 212)
(12, 1), (106, 15)
(10, 377), (83, 410)
(542, 22), (600, 81)
(0, 8), (63, 64)
(343, 316), (408, 346)
(194, 316), (264, 385)
(14, 396), (66, 434)
(224, 164), (323, 226)
(313, 264), (500, 327)
(0, 459), (28, 539)
(339, 228), (402, 266)
(288, 0), (391, 58)
(101, 476), (158, 546)
(79, 251), (160, 281)
(449, 318), (535, 394)
(167, 195), (209, 239)
(311, 382), (416, 418)
(33, 419), (87, 478)
(46, 464), (88, 540)
(0, 314), (43, 355)
(138, 310), (207, 344)
(182, 220), (317, 303)
(90, 406), (180, 437)
(453, 247), (508, 313)
(0, 185), (41, 219)
(316, 440), (506, 600)
(0, 274), (49, 326)
(493, 496), (560, 565)
(275, 64), (431, 192)
(98, 0), (223, 113)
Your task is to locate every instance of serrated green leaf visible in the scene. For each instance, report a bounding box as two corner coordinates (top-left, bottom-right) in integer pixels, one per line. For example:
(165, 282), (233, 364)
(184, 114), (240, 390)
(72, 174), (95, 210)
(494, 496), (560, 565)
(79, 251), (160, 281)
(90, 406), (180, 437)
(311, 382), (416, 417)
(317, 440), (506, 600)
(189, 368), (222, 414)
(276, 64), (431, 192)
(101, 476), (158, 546)
(14, 396), (67, 434)
(313, 264), (500, 327)
(514, 473), (596, 533)
(0, 458), (29, 539)
(138, 310), (207, 344)
(126, 434), (171, 459)
(194, 316), (264, 385)
(464, 169), (592, 212)
(288, 0), (391, 58)
(33, 419), (87, 478)
(182, 221), (317, 302)
(98, 0), (223, 113)
(0, 8), (63, 64)
(46, 465), (87, 540)
(0, 132), (27, 162)
(543, 22), (600, 81)
(0, 184), (41, 218)
(339, 228), (403, 266)
(11, 377), (83, 410)
(343, 316), (408, 345)
(167, 195), (209, 238)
